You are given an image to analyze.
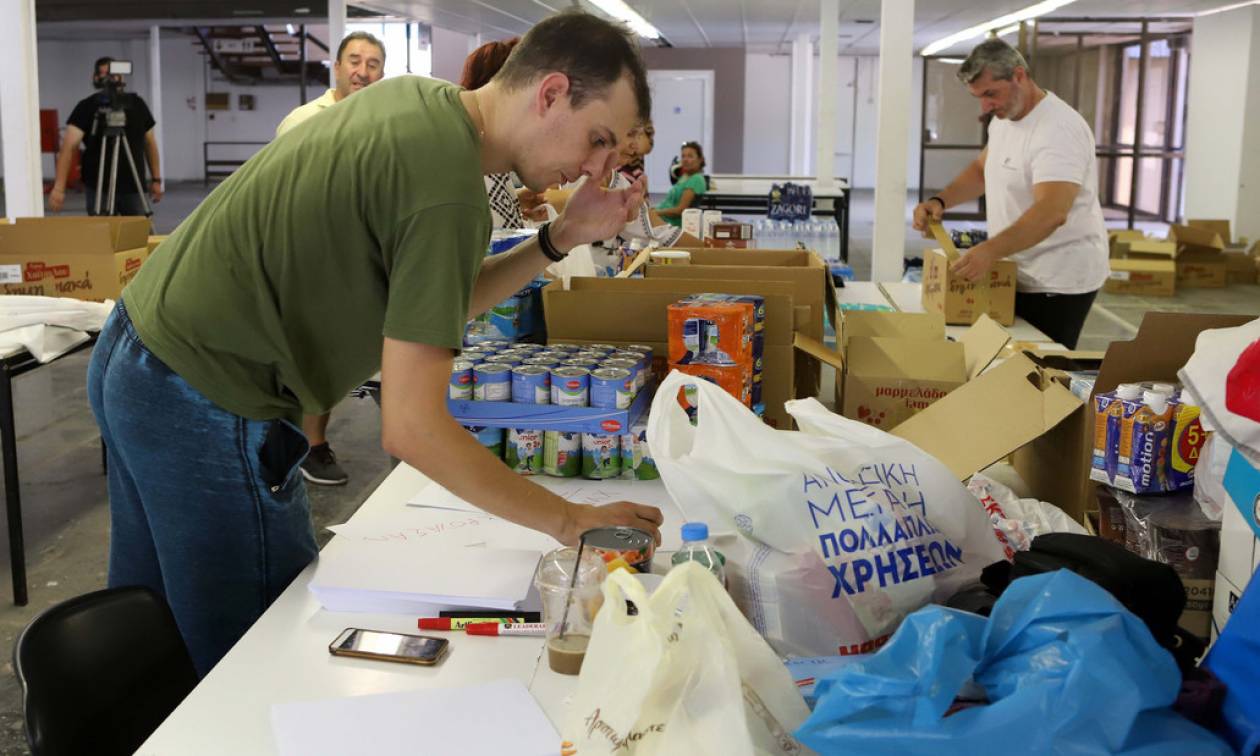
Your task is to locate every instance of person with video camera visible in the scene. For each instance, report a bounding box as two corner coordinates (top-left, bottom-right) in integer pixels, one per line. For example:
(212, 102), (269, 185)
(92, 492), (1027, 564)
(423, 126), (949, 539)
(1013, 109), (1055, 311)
(49, 56), (162, 216)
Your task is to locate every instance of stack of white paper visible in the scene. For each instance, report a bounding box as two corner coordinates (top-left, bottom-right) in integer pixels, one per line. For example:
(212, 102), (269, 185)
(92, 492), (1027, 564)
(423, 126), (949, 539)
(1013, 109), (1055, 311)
(308, 538), (542, 614)
(271, 679), (558, 756)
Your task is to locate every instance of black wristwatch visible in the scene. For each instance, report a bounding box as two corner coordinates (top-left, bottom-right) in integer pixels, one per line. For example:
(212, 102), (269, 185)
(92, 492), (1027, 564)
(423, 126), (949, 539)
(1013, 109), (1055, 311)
(928, 195), (946, 210)
(538, 222), (568, 263)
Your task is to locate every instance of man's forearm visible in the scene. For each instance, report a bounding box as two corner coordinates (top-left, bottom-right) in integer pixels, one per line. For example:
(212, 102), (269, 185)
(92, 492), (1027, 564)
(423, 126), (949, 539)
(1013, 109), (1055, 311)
(383, 402), (567, 540)
(468, 236), (554, 318)
(935, 160), (986, 210)
(979, 200), (1068, 260)
(53, 144), (75, 190)
(145, 140), (160, 182)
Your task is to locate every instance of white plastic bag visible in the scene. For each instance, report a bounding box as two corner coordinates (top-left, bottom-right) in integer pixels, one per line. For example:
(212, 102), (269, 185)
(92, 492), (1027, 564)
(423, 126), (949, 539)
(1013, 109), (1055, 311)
(967, 472), (1087, 556)
(646, 372), (1007, 657)
(1193, 433), (1230, 522)
(563, 564), (810, 756)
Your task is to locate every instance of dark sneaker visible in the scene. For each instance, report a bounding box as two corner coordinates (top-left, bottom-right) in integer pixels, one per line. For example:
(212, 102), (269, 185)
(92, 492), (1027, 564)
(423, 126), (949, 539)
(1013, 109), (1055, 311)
(301, 442), (349, 486)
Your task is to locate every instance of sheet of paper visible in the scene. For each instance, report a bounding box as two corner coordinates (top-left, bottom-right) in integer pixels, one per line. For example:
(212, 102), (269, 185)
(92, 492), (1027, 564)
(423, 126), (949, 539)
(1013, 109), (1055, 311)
(329, 508), (561, 553)
(309, 539), (540, 610)
(271, 678), (558, 756)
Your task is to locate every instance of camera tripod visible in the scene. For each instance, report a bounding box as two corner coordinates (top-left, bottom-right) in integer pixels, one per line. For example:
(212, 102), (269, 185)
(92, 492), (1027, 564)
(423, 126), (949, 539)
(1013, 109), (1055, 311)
(93, 107), (152, 217)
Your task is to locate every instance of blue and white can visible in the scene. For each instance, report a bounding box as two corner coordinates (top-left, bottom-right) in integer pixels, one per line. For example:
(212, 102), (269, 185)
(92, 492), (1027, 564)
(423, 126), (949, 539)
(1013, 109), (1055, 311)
(459, 349), (491, 364)
(588, 344), (618, 353)
(610, 352), (647, 389)
(511, 365), (551, 405)
(601, 359), (641, 394)
(465, 425), (505, 459)
(523, 356), (562, 369)
(483, 353), (524, 368)
(547, 343), (582, 353)
(478, 339), (511, 352)
(590, 367), (633, 410)
(449, 359), (475, 400)
(550, 366), (590, 407)
(473, 363), (512, 402)
(510, 343), (546, 353)
(561, 356), (600, 371)
(626, 345), (655, 365)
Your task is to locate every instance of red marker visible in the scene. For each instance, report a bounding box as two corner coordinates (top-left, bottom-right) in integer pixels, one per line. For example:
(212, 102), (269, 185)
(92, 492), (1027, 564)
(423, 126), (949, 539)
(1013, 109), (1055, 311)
(418, 617), (529, 631)
(465, 622), (547, 637)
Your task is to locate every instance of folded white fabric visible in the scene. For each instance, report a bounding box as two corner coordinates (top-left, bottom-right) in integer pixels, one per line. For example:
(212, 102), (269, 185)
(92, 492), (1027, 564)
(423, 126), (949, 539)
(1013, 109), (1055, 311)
(1179, 317), (1260, 465)
(0, 296), (113, 363)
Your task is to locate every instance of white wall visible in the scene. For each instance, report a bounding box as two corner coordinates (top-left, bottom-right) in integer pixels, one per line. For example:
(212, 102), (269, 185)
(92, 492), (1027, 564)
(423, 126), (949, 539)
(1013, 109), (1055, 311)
(1185, 4), (1260, 239)
(430, 26), (475, 84)
(743, 54), (792, 174)
(740, 52), (923, 190)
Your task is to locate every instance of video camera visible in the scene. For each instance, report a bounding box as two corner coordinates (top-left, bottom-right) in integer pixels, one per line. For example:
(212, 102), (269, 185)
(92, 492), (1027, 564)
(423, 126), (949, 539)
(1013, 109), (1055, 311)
(95, 60), (132, 125)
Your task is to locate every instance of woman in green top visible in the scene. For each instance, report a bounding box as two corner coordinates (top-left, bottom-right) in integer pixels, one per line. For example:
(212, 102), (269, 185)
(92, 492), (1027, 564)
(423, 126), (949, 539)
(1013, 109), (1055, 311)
(655, 141), (707, 227)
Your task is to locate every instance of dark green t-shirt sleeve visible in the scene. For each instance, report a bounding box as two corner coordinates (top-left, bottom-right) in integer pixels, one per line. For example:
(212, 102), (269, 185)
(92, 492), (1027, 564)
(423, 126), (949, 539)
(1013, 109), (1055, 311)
(382, 203), (489, 349)
(685, 173), (707, 196)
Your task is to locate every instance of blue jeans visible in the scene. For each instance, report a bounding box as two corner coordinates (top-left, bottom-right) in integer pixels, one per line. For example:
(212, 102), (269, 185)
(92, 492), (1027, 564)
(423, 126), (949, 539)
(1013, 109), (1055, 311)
(87, 301), (317, 676)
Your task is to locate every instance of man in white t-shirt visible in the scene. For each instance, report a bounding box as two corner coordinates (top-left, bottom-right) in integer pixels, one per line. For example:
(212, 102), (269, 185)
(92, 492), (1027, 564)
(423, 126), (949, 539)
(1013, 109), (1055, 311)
(912, 39), (1107, 349)
(276, 31), (385, 137)
(275, 31), (385, 486)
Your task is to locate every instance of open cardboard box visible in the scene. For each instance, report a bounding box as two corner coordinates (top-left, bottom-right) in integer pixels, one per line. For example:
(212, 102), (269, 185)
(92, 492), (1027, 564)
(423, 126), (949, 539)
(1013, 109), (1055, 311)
(1169, 224), (1228, 288)
(820, 311), (1011, 430)
(1104, 258), (1176, 297)
(542, 276), (831, 429)
(921, 223), (1016, 326)
(642, 248), (837, 402)
(0, 216), (150, 301)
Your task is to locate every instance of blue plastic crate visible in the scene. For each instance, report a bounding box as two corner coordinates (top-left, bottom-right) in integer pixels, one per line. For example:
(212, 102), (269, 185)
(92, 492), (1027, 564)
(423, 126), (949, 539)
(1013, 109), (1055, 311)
(447, 381), (655, 434)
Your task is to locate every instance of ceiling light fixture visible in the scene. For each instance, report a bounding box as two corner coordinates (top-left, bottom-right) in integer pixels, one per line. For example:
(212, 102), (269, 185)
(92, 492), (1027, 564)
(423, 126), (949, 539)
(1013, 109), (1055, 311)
(1197, 0), (1259, 16)
(921, 0), (1075, 56)
(585, 0), (662, 40)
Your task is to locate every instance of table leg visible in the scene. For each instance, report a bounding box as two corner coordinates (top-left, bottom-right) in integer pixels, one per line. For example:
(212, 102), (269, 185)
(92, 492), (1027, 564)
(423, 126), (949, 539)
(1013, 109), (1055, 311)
(0, 363), (26, 606)
(839, 191), (851, 263)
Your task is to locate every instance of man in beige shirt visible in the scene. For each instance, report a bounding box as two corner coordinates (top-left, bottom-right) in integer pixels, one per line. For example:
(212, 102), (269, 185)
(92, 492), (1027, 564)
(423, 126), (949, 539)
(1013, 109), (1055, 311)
(276, 31), (385, 485)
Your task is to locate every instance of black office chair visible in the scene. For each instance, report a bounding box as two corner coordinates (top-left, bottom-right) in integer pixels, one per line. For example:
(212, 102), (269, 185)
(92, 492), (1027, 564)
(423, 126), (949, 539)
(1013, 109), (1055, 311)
(13, 586), (199, 756)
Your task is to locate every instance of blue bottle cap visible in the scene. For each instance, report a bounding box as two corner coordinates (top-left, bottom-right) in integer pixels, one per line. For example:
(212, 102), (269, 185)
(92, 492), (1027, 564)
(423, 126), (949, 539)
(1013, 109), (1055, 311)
(681, 522), (709, 542)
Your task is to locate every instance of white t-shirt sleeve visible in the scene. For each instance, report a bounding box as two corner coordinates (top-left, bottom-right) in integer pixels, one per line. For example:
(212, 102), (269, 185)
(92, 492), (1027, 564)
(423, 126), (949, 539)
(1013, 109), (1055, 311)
(1029, 116), (1091, 186)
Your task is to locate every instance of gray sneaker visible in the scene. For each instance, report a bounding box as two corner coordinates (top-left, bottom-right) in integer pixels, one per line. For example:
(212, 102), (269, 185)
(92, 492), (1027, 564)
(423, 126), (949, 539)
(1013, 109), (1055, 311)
(300, 442), (349, 486)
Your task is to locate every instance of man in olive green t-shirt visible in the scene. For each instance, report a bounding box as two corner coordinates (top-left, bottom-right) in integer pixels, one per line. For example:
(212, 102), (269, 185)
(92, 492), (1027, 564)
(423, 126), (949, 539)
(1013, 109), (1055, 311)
(87, 10), (662, 676)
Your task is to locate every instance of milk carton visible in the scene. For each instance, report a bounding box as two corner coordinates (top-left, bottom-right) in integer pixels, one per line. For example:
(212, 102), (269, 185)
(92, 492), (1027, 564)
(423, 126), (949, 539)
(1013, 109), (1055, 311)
(1116, 390), (1174, 494)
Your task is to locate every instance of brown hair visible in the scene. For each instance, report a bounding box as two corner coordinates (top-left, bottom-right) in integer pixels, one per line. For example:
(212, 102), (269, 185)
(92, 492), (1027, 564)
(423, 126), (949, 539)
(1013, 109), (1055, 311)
(493, 9), (651, 121)
(461, 38), (520, 90)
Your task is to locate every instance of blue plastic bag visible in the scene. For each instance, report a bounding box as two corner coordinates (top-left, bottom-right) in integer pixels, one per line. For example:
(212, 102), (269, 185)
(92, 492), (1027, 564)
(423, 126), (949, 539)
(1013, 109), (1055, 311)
(797, 570), (1232, 755)
(1203, 549), (1260, 753)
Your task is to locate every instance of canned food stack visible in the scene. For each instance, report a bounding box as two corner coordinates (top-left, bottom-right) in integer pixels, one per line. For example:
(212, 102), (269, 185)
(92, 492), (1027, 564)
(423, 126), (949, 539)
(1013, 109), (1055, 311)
(666, 294), (764, 411)
(448, 340), (658, 480)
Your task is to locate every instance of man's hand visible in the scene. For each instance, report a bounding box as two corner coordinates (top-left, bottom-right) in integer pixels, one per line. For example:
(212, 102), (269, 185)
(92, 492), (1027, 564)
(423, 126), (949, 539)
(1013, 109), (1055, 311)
(950, 243), (1000, 283)
(150, 180), (164, 204)
(911, 198), (944, 236)
(48, 187), (66, 213)
(551, 172), (646, 252)
(557, 501), (664, 547)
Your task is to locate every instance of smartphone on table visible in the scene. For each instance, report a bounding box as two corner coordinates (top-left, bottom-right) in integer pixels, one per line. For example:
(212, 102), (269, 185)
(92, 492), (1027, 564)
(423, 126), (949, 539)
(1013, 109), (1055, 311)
(329, 628), (450, 666)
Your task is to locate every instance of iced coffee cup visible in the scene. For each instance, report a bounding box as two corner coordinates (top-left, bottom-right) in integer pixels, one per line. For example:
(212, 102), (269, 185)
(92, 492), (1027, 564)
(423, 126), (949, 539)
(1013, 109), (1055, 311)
(535, 547), (606, 675)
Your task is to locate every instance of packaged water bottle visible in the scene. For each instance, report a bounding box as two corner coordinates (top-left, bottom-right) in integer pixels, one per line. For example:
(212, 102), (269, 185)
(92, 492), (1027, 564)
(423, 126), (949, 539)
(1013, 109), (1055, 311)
(670, 522), (727, 586)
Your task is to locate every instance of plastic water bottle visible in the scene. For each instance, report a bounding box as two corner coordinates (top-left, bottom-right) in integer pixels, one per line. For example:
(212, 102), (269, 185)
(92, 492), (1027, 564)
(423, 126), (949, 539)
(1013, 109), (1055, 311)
(670, 522), (727, 586)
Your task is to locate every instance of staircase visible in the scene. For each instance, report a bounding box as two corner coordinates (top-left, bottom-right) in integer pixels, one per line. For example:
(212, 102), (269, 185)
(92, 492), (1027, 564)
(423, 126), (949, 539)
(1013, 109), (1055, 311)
(190, 26), (329, 85)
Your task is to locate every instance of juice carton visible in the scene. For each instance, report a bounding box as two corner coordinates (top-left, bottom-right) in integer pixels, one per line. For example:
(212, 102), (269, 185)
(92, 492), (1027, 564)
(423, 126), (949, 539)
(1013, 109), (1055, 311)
(1116, 390), (1175, 494)
(667, 297), (755, 367)
(1112, 384), (1147, 484)
(1167, 398), (1207, 491)
(1092, 384), (1142, 484)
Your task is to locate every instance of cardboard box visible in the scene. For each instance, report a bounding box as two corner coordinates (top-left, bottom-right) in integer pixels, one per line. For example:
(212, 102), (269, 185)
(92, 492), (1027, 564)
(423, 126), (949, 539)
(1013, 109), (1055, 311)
(1187, 218), (1231, 244)
(839, 313), (1010, 430)
(921, 247), (1017, 326)
(704, 222), (753, 248)
(147, 235), (169, 255)
(1104, 258), (1176, 297)
(645, 248), (836, 404)
(0, 217), (150, 302)
(1006, 312), (1254, 524)
(1169, 224), (1226, 257)
(1177, 258), (1228, 288)
(1108, 229), (1146, 258)
(1123, 239), (1178, 260)
(1224, 250), (1259, 285)
(542, 276), (831, 429)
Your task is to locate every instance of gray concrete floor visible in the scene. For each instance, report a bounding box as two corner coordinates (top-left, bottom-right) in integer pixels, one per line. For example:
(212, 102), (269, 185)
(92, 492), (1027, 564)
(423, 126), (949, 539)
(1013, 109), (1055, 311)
(0, 182), (1253, 753)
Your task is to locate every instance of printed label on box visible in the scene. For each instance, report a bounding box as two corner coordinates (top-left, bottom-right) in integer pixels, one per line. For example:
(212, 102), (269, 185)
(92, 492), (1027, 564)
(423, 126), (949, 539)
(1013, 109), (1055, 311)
(1109, 270), (1132, 281)
(0, 265), (22, 284)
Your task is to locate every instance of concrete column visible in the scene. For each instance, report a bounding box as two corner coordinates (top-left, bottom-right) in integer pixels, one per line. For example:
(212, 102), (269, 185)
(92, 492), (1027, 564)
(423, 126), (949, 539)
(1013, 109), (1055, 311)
(1185, 4), (1260, 243)
(149, 26), (164, 192)
(0, 0), (43, 219)
(814, 0), (840, 188)
(328, 0), (346, 85)
(870, 0), (914, 282)
(790, 33), (814, 176)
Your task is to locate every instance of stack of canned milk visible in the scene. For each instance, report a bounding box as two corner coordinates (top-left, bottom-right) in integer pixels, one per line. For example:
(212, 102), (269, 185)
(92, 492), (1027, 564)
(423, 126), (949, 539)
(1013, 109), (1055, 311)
(449, 340), (659, 480)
